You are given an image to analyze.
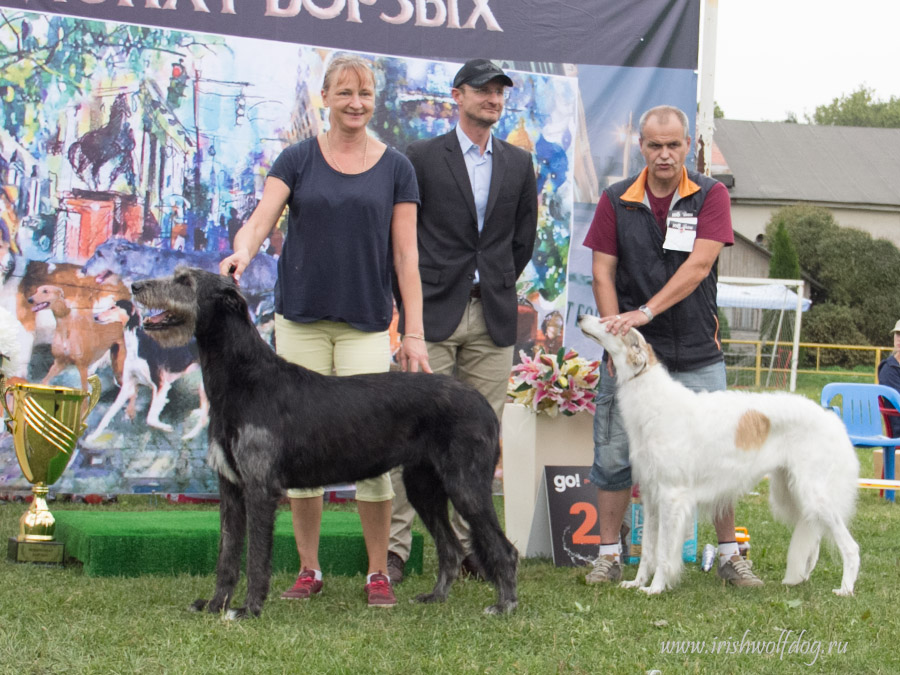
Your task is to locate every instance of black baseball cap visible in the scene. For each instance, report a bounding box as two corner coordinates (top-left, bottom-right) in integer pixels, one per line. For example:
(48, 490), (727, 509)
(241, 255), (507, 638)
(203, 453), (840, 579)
(452, 59), (513, 89)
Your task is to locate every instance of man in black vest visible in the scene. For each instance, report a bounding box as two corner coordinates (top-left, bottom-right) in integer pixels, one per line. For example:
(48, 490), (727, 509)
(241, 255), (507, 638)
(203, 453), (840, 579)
(582, 105), (762, 588)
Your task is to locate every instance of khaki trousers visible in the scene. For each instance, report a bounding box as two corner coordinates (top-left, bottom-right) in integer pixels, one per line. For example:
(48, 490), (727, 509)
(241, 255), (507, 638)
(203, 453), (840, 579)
(388, 298), (512, 560)
(275, 315), (394, 501)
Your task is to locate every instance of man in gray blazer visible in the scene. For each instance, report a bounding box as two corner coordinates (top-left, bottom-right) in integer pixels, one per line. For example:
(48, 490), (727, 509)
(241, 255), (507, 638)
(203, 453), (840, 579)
(389, 59), (538, 583)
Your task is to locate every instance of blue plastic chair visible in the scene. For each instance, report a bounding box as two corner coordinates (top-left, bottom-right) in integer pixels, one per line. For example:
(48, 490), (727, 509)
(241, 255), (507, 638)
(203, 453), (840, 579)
(821, 383), (899, 502)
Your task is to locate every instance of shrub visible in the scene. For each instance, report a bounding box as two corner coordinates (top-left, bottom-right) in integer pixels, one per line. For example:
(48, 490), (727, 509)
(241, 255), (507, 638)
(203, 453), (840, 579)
(800, 303), (871, 368)
(766, 204), (900, 346)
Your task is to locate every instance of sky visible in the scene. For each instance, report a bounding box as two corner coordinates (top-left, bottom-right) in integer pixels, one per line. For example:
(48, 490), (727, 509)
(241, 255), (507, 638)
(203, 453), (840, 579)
(705, 0), (900, 122)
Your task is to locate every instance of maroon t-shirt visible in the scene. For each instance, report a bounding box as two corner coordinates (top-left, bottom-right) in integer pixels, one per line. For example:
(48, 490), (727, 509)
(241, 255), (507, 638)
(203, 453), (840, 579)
(583, 180), (734, 256)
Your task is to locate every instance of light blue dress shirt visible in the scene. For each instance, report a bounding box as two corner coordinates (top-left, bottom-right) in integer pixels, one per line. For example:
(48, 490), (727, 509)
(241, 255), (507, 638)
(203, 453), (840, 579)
(455, 124), (493, 283)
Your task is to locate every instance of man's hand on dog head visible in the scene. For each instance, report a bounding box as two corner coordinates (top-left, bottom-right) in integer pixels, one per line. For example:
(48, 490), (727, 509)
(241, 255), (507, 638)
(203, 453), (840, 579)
(599, 312), (649, 377)
(601, 310), (650, 336)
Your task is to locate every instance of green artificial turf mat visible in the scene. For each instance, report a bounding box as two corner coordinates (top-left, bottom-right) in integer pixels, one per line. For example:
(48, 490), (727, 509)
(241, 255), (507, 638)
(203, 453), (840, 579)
(53, 510), (423, 578)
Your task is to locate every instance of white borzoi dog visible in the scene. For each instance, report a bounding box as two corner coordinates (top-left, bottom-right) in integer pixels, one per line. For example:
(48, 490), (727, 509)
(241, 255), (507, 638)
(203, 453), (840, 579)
(577, 314), (860, 596)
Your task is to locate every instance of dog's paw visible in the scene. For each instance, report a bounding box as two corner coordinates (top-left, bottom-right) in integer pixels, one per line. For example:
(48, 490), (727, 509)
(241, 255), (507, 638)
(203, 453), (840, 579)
(781, 576), (804, 587)
(619, 579), (643, 589)
(182, 427), (201, 441)
(640, 582), (666, 596)
(414, 592), (446, 604)
(484, 601), (517, 615)
(832, 587), (854, 597)
(189, 599), (208, 612)
(182, 424), (204, 440)
(148, 421), (174, 433)
(225, 607), (257, 620)
(182, 410), (209, 440)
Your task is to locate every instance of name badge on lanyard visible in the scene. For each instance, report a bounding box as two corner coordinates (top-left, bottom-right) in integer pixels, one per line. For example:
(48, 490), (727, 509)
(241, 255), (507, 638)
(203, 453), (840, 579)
(663, 210), (698, 252)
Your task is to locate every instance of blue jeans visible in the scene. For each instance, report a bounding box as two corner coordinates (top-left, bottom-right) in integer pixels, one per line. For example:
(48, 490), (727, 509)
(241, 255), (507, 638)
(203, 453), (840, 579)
(589, 360), (727, 491)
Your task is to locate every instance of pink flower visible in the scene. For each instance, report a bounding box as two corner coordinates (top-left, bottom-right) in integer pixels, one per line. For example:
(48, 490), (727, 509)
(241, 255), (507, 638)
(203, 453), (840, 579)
(507, 346), (600, 417)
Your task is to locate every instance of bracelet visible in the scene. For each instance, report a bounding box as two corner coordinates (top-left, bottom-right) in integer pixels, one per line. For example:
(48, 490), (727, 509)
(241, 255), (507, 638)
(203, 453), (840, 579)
(403, 333), (425, 341)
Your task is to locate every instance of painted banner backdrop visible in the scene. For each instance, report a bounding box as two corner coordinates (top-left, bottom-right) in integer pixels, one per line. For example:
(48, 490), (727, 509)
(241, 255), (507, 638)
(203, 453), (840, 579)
(0, 1), (699, 494)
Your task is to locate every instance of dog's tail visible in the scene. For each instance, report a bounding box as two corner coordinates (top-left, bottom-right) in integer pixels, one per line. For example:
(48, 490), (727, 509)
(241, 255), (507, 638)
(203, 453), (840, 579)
(768, 467), (802, 525)
(769, 441), (858, 528)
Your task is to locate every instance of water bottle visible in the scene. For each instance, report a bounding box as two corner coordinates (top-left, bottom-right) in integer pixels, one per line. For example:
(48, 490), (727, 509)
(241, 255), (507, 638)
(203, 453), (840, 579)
(700, 543), (716, 572)
(735, 526), (751, 559)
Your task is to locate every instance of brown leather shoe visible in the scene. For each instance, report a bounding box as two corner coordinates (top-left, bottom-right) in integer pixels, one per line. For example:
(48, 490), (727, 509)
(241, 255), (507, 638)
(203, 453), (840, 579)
(460, 554), (486, 581)
(386, 551), (405, 585)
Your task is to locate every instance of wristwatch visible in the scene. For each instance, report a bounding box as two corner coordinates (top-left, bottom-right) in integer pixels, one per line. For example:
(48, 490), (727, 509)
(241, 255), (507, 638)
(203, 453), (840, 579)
(638, 305), (654, 321)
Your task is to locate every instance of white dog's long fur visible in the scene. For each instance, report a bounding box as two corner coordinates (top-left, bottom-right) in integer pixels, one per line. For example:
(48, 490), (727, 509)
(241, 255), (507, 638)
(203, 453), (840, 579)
(0, 306), (30, 379)
(578, 315), (860, 596)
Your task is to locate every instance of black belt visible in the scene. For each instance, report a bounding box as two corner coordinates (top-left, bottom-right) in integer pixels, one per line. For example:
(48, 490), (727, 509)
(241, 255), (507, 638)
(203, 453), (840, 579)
(469, 284), (481, 298)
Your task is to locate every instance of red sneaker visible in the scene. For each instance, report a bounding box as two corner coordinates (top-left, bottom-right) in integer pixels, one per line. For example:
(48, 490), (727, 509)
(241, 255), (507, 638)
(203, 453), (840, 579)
(280, 569), (323, 599)
(364, 572), (397, 608)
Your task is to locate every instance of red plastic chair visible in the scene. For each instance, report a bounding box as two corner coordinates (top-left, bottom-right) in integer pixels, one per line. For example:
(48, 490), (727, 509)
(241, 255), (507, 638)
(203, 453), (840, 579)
(879, 396), (900, 498)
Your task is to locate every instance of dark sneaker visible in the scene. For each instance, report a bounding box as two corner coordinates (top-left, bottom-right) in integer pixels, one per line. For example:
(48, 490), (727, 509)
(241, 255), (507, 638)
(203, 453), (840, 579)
(280, 569), (323, 599)
(717, 555), (764, 587)
(365, 572), (397, 608)
(387, 551), (405, 585)
(460, 554), (486, 581)
(585, 554), (622, 584)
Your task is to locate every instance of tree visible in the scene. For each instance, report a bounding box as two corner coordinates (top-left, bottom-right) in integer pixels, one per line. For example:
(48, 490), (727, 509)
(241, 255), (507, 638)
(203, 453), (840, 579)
(758, 222), (800, 361)
(697, 101), (724, 118)
(809, 86), (900, 128)
(765, 204), (900, 347)
(768, 222), (800, 279)
(765, 204), (839, 282)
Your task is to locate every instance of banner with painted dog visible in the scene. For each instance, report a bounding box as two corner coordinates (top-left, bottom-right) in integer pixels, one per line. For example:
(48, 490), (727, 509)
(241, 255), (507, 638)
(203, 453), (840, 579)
(0, 0), (700, 494)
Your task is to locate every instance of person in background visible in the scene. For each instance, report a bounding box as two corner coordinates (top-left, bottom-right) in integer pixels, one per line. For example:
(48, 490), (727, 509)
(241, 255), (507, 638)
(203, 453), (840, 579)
(582, 104), (763, 589)
(387, 59), (538, 584)
(877, 320), (900, 437)
(220, 54), (430, 608)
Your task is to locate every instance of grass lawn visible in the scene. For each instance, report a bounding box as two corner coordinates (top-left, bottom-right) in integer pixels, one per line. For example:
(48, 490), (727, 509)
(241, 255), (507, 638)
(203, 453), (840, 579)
(1, 454), (898, 675)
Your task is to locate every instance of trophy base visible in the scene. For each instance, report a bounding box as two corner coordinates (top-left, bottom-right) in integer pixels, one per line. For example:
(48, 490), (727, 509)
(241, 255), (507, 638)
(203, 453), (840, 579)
(7, 537), (65, 565)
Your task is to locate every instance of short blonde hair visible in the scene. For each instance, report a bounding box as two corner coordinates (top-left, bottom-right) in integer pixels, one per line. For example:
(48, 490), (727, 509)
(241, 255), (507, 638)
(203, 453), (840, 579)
(322, 54), (375, 93)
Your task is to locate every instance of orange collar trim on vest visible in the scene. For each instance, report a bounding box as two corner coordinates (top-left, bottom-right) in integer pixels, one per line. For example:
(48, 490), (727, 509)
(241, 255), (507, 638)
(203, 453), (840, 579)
(620, 167), (702, 204)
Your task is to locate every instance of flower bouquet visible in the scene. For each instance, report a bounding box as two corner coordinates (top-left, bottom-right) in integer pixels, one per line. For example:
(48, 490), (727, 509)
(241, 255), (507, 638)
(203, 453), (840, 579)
(508, 347), (600, 417)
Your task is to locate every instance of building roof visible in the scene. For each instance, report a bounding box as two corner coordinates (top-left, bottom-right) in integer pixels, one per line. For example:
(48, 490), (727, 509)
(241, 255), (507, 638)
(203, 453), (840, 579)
(711, 119), (900, 208)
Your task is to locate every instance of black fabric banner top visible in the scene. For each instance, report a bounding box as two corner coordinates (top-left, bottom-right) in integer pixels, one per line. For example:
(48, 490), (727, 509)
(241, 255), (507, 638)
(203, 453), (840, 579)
(0, 0), (699, 69)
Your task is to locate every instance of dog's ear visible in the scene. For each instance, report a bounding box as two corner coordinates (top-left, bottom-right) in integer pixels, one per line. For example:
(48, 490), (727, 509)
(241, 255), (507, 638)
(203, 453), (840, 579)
(644, 342), (658, 367)
(624, 329), (649, 371)
(220, 278), (250, 315)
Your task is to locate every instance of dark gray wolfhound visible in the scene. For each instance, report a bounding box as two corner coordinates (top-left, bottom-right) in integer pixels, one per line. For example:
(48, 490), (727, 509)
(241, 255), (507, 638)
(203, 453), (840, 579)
(131, 267), (518, 618)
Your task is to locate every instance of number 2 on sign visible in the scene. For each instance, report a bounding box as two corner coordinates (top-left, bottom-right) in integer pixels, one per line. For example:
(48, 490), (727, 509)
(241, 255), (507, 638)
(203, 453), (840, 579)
(570, 501), (601, 545)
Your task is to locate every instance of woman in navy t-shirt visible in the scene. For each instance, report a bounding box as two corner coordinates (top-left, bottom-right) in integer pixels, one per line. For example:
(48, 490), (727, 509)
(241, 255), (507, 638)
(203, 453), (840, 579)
(220, 54), (429, 608)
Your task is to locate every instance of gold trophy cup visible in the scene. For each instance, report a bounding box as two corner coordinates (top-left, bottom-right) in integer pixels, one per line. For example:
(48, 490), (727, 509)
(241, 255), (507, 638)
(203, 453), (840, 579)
(2, 375), (101, 563)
